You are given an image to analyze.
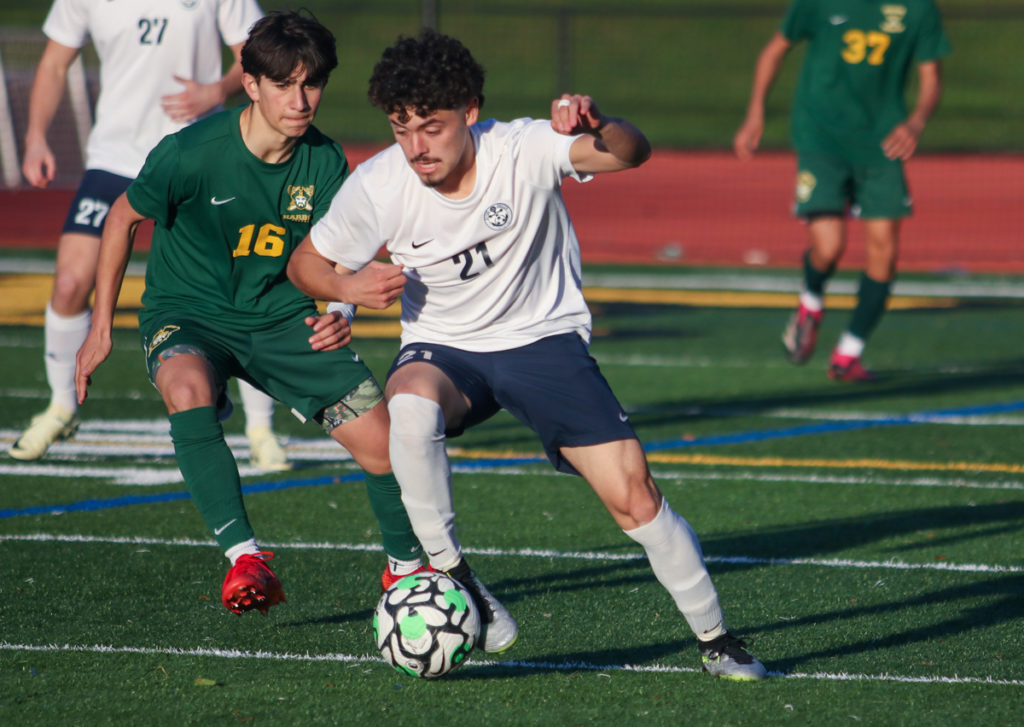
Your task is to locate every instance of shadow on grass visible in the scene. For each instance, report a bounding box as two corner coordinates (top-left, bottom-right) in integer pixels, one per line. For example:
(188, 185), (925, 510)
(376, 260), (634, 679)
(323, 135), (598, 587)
(748, 572), (1024, 674)
(380, 500), (1024, 676)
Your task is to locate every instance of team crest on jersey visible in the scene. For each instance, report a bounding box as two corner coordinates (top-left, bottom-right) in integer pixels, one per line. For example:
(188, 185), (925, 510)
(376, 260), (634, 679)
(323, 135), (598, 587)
(484, 203), (513, 231)
(180, 0), (199, 9)
(146, 325), (181, 356)
(795, 171), (817, 203)
(287, 185), (315, 212)
(880, 5), (907, 33)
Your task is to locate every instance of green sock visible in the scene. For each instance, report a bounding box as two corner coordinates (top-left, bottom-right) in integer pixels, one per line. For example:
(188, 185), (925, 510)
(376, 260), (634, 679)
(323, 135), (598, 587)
(849, 273), (891, 340)
(364, 471), (423, 562)
(803, 249), (834, 296)
(169, 406), (254, 551)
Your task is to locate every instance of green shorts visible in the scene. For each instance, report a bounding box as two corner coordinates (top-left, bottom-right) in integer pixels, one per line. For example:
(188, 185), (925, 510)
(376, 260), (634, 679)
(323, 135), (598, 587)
(794, 151), (912, 220)
(140, 312), (382, 427)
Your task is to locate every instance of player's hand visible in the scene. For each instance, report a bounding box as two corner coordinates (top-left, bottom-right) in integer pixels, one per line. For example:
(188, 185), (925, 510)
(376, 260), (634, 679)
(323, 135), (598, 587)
(305, 311), (352, 351)
(161, 76), (220, 123)
(882, 122), (922, 161)
(733, 117), (764, 161)
(550, 94), (604, 136)
(342, 261), (405, 310)
(21, 139), (56, 188)
(75, 330), (113, 405)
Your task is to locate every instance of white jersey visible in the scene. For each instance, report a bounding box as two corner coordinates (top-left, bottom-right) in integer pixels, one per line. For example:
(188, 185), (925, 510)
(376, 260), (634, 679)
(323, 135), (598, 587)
(42, 0), (262, 178)
(311, 118), (593, 352)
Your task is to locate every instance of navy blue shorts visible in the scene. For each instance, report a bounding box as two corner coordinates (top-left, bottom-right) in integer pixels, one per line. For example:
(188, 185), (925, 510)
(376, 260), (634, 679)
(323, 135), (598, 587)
(387, 333), (637, 475)
(62, 169), (133, 236)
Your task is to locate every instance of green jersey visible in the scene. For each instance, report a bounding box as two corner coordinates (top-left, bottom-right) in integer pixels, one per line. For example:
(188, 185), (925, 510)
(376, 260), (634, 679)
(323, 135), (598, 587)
(129, 104), (348, 332)
(782, 0), (951, 157)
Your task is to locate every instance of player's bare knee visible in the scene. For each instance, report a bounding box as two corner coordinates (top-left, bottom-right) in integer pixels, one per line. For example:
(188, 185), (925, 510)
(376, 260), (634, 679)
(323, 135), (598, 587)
(50, 272), (92, 314)
(628, 484), (662, 526)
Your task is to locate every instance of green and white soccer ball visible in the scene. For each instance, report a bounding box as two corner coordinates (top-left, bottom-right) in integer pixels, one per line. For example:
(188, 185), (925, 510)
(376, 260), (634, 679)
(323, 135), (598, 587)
(373, 571), (481, 679)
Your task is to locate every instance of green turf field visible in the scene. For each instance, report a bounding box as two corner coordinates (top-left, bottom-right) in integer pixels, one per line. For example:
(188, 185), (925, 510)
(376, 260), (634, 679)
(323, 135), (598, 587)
(2, 254), (1022, 725)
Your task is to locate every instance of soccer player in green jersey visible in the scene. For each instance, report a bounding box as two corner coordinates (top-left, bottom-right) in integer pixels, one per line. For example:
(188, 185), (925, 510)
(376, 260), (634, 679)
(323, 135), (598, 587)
(734, 0), (951, 381)
(74, 11), (423, 615)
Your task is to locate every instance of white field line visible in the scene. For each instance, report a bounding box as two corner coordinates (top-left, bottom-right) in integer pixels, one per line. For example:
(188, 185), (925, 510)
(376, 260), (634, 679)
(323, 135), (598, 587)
(0, 641), (1021, 687)
(1, 532), (1019, 574)
(0, 427), (1020, 490)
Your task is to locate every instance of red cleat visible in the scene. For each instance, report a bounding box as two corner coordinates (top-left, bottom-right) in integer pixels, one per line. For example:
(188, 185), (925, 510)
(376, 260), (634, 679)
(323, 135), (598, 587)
(381, 564), (431, 592)
(781, 304), (822, 364)
(221, 552), (286, 615)
(827, 352), (876, 382)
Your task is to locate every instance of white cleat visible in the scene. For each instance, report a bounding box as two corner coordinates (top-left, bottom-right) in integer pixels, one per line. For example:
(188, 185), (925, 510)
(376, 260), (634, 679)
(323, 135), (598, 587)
(699, 633), (768, 681)
(447, 560), (518, 653)
(8, 404), (79, 461)
(246, 426), (292, 472)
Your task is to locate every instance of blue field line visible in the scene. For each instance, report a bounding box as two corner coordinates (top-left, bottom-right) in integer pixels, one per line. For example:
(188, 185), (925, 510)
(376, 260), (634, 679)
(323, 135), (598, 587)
(644, 398), (1024, 452)
(2, 399), (1022, 520)
(0, 474), (363, 520)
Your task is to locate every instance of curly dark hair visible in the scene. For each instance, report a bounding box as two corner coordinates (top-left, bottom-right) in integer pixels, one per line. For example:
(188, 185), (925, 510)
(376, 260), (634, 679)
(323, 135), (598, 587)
(241, 10), (337, 87)
(368, 29), (485, 122)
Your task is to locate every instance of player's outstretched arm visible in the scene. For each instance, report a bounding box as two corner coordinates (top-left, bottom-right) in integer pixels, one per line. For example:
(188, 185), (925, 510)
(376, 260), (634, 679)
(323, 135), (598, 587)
(21, 39), (79, 187)
(734, 31), (791, 161)
(161, 41), (246, 123)
(882, 60), (943, 161)
(288, 236), (406, 310)
(75, 194), (148, 404)
(552, 94), (651, 174)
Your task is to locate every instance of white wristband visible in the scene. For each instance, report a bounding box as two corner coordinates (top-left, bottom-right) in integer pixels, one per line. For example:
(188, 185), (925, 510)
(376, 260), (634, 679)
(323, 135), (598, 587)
(326, 302), (356, 322)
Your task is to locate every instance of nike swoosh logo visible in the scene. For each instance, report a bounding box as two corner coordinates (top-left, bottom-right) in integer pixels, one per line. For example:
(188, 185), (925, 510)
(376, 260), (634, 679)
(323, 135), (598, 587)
(210, 196), (236, 206)
(619, 412), (629, 422)
(411, 239), (434, 248)
(829, 15), (847, 25)
(214, 518), (237, 535)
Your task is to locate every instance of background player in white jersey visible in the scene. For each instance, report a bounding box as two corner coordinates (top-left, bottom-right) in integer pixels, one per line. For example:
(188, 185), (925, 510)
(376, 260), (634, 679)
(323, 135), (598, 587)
(287, 29), (768, 678)
(10, 0), (293, 472)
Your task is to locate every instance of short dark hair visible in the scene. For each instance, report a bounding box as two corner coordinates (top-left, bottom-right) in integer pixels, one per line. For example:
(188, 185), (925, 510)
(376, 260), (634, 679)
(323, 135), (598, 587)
(368, 29), (485, 122)
(241, 11), (337, 87)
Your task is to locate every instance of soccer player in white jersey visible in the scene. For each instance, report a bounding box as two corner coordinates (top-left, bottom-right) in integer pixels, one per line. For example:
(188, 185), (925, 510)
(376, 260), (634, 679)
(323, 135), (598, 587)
(10, 0), (294, 472)
(287, 29), (768, 678)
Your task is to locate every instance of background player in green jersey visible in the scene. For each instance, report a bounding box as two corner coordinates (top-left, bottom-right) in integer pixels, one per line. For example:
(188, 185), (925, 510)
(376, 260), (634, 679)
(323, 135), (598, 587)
(734, 0), (951, 381)
(74, 11), (422, 615)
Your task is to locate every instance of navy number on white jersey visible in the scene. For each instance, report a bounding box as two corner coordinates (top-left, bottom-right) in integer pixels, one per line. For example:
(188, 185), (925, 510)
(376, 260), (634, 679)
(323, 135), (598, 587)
(453, 242), (494, 280)
(138, 18), (169, 45)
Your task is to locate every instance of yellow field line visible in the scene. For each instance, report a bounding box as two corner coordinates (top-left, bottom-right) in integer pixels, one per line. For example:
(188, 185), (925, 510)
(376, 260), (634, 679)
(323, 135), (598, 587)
(449, 447), (1024, 475)
(644, 452), (1024, 474)
(0, 273), (959, 328)
(582, 287), (958, 310)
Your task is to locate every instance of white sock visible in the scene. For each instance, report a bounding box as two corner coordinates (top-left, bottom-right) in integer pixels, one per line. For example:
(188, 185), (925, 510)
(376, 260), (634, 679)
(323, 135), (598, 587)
(623, 498), (726, 640)
(799, 290), (824, 313)
(238, 380), (275, 431)
(44, 303), (91, 413)
(388, 393), (462, 572)
(225, 538), (261, 565)
(388, 555), (424, 577)
(836, 332), (865, 358)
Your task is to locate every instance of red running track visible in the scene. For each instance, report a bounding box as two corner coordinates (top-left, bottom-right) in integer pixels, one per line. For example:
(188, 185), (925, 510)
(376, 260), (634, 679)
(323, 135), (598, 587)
(3, 149), (1021, 273)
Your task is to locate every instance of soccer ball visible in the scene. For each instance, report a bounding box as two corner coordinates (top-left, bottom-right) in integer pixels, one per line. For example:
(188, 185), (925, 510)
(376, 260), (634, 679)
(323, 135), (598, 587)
(373, 571), (480, 679)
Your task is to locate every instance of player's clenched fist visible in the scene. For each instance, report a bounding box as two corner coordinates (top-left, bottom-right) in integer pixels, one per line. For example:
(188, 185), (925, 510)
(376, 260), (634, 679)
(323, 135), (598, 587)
(341, 260), (406, 310)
